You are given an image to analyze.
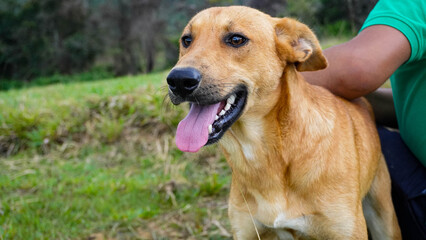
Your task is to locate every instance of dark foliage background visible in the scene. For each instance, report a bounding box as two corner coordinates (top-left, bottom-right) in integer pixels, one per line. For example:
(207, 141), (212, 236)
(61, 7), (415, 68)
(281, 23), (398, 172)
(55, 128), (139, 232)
(0, 0), (377, 83)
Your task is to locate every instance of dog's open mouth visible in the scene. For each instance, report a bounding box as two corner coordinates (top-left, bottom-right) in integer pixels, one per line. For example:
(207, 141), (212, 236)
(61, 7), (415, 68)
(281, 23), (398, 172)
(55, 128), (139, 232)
(175, 86), (247, 152)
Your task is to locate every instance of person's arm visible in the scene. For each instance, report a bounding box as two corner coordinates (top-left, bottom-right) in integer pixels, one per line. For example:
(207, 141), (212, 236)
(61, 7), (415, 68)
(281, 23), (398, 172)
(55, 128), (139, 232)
(303, 25), (411, 100)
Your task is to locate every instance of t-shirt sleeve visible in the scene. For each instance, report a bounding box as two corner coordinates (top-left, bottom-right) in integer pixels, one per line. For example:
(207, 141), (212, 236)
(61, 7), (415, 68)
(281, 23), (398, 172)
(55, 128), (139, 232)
(360, 0), (426, 63)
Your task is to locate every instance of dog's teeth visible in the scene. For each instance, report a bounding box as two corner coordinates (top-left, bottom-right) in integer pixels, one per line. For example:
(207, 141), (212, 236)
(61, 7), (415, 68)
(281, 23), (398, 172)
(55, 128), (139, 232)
(227, 95), (236, 104)
(219, 110), (226, 116)
(215, 115), (219, 120)
(225, 103), (231, 111)
(208, 124), (212, 134)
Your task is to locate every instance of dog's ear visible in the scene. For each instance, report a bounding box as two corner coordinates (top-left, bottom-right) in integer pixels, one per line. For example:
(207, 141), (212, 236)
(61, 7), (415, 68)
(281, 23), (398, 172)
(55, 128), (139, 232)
(274, 17), (327, 71)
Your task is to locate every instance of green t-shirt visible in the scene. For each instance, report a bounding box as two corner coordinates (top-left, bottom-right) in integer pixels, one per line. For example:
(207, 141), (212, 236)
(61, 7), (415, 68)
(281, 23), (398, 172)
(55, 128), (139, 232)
(360, 0), (426, 167)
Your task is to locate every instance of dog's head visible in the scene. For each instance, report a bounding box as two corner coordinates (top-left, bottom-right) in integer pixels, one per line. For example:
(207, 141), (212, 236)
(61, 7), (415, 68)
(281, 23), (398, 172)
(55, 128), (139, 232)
(167, 6), (327, 152)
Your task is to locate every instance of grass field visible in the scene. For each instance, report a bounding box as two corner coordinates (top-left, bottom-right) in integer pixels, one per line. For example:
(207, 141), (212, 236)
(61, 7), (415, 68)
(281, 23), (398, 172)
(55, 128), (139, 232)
(0, 71), (232, 239)
(0, 35), (372, 239)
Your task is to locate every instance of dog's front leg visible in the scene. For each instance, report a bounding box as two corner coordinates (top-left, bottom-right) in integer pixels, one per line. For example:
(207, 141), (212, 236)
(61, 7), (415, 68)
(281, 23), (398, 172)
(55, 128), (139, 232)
(228, 203), (264, 240)
(228, 203), (281, 240)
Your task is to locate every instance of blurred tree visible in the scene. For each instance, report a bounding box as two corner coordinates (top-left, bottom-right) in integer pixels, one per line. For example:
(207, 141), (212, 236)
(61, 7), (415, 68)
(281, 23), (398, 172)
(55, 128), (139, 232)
(317, 0), (377, 33)
(0, 0), (378, 83)
(0, 0), (100, 80)
(97, 0), (164, 75)
(246, 0), (287, 16)
(346, 0), (378, 31)
(286, 0), (321, 27)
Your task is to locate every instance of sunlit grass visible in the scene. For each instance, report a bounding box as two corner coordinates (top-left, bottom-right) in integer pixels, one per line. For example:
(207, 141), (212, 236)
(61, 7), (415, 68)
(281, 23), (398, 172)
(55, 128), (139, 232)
(0, 70), (232, 239)
(0, 71), (167, 108)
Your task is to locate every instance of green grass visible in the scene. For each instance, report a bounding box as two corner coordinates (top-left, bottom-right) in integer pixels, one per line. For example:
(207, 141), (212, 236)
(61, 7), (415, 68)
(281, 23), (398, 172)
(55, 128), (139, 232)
(0, 71), (175, 155)
(0, 68), (115, 91)
(0, 71), (232, 239)
(1, 145), (231, 239)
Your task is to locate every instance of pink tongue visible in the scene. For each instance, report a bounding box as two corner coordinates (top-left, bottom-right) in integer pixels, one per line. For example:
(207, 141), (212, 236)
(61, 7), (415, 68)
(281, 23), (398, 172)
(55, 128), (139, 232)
(176, 103), (221, 152)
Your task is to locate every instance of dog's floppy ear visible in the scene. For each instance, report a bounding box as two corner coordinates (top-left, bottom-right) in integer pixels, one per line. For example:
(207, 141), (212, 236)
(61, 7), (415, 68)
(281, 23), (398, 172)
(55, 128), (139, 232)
(274, 17), (327, 71)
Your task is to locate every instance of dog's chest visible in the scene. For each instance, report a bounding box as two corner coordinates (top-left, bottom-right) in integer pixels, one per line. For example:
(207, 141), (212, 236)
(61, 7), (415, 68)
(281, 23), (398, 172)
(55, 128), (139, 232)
(251, 190), (309, 234)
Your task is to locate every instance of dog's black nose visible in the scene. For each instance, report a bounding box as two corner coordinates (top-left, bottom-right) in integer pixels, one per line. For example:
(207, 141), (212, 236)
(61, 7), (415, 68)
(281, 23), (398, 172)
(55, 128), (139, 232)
(167, 67), (201, 97)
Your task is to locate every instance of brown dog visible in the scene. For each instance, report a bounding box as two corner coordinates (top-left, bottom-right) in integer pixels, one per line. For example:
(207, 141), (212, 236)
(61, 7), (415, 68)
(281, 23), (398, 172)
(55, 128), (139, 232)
(166, 6), (401, 240)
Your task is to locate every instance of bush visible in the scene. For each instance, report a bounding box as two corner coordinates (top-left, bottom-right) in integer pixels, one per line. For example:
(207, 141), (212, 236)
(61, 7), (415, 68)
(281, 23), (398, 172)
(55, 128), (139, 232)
(320, 20), (354, 37)
(0, 67), (114, 91)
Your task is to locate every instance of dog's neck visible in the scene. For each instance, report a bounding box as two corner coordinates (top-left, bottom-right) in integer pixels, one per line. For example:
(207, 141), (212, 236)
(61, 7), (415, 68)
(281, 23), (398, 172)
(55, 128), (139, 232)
(219, 65), (335, 189)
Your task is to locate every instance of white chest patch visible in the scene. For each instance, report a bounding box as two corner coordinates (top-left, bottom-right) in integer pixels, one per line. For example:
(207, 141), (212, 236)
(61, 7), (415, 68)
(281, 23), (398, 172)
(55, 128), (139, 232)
(273, 213), (308, 232)
(241, 143), (254, 161)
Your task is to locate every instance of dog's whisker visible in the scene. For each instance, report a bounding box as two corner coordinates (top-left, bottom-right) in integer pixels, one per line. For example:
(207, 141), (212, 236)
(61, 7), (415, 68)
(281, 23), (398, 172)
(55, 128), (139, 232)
(194, 96), (200, 105)
(161, 94), (171, 107)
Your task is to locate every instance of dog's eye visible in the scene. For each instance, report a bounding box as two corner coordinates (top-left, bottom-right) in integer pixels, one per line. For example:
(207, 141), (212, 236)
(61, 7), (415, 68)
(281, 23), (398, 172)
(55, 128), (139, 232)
(225, 34), (248, 48)
(181, 35), (192, 48)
